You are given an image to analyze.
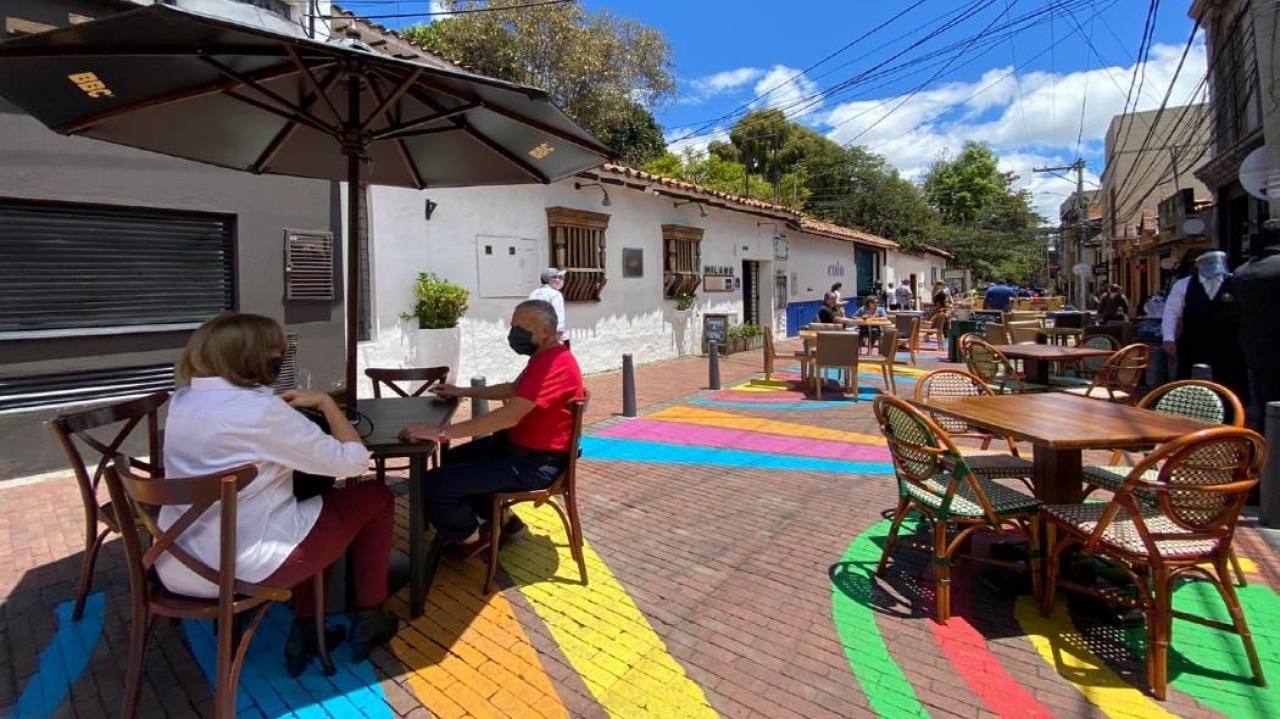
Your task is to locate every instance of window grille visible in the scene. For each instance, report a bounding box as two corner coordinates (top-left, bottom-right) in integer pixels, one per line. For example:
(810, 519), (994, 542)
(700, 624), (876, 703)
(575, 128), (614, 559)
(661, 225), (702, 298)
(546, 207), (609, 302)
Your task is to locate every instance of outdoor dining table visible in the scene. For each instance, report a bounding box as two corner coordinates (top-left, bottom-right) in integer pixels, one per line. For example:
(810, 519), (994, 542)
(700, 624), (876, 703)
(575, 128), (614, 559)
(989, 344), (1114, 385)
(907, 392), (1216, 503)
(358, 395), (458, 618)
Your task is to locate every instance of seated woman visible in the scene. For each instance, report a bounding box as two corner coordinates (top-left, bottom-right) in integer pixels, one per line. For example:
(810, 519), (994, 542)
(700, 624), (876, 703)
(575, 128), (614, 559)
(160, 313), (398, 678)
(852, 297), (889, 347)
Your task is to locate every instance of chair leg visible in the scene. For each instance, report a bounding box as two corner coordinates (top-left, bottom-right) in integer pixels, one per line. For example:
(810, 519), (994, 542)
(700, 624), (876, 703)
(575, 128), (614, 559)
(1229, 549), (1248, 587)
(547, 498), (588, 585)
(215, 609), (236, 719)
(375, 458), (386, 482)
(312, 574), (336, 677)
(814, 367), (822, 400)
(1214, 554), (1266, 687)
(222, 606), (270, 719)
(1040, 522), (1060, 617)
(876, 498), (910, 575)
(483, 498), (503, 595)
(74, 526), (110, 621)
(1149, 568), (1173, 700)
(565, 492), (588, 585)
(933, 521), (952, 624)
(121, 605), (153, 718)
(1025, 518), (1042, 606)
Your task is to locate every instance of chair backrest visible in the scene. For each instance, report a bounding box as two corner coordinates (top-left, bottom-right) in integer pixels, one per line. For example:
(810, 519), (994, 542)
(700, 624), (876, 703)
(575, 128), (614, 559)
(103, 456), (290, 607)
(806, 322), (843, 331)
(964, 337), (1019, 389)
(878, 327), (900, 359)
(1139, 380), (1245, 427)
(365, 366), (449, 398)
(1095, 343), (1149, 396)
(1053, 312), (1087, 329)
(1078, 334), (1119, 374)
(1006, 320), (1041, 344)
(815, 331), (861, 365)
(914, 369), (995, 436)
(543, 393), (590, 498)
(49, 391), (169, 519)
(983, 322), (1012, 345)
(893, 313), (915, 337)
(1104, 427), (1266, 557)
(872, 395), (1002, 523)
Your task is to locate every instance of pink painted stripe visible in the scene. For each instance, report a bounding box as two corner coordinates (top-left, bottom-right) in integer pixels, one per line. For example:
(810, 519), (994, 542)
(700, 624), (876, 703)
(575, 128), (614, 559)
(706, 391), (823, 403)
(596, 418), (891, 462)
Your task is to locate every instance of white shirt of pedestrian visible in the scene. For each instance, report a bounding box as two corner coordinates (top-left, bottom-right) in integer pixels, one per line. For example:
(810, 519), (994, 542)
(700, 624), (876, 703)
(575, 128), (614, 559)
(1161, 274), (1224, 342)
(529, 284), (566, 334)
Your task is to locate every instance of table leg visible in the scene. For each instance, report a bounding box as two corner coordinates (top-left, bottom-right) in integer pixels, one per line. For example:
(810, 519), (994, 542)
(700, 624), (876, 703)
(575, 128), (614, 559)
(409, 453), (425, 618)
(1032, 446), (1084, 504)
(1023, 358), (1050, 386)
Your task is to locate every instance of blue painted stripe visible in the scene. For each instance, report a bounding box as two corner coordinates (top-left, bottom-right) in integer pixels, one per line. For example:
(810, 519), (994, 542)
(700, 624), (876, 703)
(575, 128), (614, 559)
(582, 436), (893, 474)
(183, 605), (392, 718)
(10, 593), (105, 719)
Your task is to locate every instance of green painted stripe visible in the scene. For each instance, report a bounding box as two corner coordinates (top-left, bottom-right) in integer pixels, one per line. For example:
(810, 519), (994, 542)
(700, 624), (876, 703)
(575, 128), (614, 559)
(831, 519), (931, 719)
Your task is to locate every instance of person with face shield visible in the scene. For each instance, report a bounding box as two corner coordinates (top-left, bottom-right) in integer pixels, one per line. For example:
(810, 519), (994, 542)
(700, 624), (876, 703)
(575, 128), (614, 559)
(400, 299), (584, 559)
(1161, 250), (1250, 407)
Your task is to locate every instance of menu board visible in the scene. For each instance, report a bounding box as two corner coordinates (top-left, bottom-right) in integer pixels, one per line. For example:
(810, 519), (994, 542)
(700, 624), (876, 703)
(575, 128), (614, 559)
(703, 313), (728, 354)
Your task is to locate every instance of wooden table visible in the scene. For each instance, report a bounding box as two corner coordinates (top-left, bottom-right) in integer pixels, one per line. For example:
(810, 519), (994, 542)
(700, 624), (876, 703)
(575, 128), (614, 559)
(990, 344), (1113, 385)
(907, 393), (1214, 503)
(359, 396), (458, 617)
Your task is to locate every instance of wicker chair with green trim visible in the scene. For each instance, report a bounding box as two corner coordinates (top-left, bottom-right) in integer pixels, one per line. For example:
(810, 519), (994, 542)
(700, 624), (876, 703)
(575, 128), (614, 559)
(1040, 426), (1267, 700)
(963, 336), (1049, 394)
(914, 369), (1034, 491)
(1048, 333), (1119, 387)
(1061, 343), (1149, 404)
(873, 395), (1042, 624)
(1081, 380), (1249, 585)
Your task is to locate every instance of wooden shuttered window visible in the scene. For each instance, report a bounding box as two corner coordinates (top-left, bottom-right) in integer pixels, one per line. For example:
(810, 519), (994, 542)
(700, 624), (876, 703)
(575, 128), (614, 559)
(285, 230), (335, 300)
(662, 225), (703, 298)
(546, 206), (608, 302)
(0, 198), (235, 336)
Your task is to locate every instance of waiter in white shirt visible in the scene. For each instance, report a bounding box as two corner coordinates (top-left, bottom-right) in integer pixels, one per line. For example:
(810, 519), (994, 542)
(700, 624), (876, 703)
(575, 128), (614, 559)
(529, 267), (567, 343)
(1161, 250), (1249, 405)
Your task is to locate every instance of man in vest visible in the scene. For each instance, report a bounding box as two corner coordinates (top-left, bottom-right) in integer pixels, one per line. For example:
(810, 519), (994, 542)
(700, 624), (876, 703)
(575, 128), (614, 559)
(1235, 231), (1280, 430)
(1162, 250), (1249, 410)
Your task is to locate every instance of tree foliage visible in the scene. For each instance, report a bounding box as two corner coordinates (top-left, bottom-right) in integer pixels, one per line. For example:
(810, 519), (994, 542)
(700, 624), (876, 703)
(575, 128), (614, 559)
(644, 149), (781, 202)
(401, 0), (676, 158)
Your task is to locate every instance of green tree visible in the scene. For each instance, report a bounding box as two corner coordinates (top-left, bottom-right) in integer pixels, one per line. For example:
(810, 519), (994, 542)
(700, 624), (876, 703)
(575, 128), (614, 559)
(643, 149), (777, 201)
(596, 102), (667, 166)
(402, 1), (676, 149)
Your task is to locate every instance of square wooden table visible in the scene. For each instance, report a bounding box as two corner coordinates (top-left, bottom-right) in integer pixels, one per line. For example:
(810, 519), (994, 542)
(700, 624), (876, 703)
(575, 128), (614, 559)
(359, 396), (458, 618)
(907, 393), (1215, 503)
(989, 344), (1114, 385)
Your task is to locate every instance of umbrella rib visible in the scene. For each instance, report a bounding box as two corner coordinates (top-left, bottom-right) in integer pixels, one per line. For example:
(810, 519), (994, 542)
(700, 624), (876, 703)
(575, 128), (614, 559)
(363, 75), (426, 190)
(459, 121), (549, 184)
(252, 66), (345, 173)
(226, 90), (336, 139)
(285, 45), (346, 129)
(359, 68), (423, 135)
(376, 125), (468, 143)
(369, 103), (481, 142)
(202, 56), (339, 137)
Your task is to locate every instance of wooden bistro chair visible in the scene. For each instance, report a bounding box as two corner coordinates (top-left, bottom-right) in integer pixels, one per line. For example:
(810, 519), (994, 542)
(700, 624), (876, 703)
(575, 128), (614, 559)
(964, 336), (1048, 394)
(483, 394), (590, 594)
(49, 391), (169, 621)
(914, 369), (1034, 491)
(1061, 343), (1149, 405)
(892, 315), (921, 366)
(812, 331), (862, 400)
(919, 311), (947, 352)
(365, 366), (449, 478)
(1040, 427), (1267, 700)
(873, 395), (1042, 624)
(103, 457), (336, 719)
(860, 327), (899, 394)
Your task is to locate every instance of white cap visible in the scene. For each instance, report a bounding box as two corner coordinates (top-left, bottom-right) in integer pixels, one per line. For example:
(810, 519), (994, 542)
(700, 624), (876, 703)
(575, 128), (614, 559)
(540, 267), (566, 284)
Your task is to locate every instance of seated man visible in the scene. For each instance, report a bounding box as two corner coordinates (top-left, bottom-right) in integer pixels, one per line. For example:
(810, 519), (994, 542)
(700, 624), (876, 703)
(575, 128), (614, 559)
(400, 299), (584, 558)
(815, 291), (854, 326)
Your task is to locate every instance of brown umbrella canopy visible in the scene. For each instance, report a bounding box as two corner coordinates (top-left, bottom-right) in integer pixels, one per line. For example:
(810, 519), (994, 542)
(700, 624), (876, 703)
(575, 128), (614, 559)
(0, 4), (612, 407)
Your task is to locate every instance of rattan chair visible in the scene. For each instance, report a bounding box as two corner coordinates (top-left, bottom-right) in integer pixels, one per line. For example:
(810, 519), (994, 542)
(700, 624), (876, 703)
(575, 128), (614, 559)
(873, 395), (1042, 624)
(49, 391), (169, 621)
(1040, 427), (1267, 700)
(1061, 343), (1149, 404)
(365, 366), (449, 478)
(103, 457), (335, 718)
(963, 336), (1048, 393)
(812, 331), (861, 400)
(1049, 333), (1119, 387)
(914, 369), (1034, 489)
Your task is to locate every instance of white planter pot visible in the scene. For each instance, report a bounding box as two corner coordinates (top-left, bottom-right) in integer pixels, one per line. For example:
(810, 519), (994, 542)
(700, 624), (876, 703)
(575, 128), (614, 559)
(411, 326), (462, 384)
(672, 308), (693, 322)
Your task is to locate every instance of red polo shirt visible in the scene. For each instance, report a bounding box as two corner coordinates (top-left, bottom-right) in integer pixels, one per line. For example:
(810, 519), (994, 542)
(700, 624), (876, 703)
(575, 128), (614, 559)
(508, 345), (584, 453)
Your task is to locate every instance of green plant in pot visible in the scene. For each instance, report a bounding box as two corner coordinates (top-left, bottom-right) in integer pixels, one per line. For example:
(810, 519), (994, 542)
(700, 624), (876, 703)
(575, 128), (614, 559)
(401, 272), (469, 329)
(675, 292), (696, 311)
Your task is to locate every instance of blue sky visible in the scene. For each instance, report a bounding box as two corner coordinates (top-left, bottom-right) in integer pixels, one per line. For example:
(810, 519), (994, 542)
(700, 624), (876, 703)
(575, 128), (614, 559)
(375, 1), (1206, 221)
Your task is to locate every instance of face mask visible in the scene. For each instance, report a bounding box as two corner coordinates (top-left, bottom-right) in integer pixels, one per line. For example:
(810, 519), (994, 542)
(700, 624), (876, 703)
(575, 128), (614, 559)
(267, 357), (285, 382)
(508, 326), (539, 356)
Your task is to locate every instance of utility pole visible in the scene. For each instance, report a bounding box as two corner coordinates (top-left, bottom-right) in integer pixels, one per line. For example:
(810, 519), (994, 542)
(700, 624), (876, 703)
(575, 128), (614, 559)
(1033, 158), (1087, 309)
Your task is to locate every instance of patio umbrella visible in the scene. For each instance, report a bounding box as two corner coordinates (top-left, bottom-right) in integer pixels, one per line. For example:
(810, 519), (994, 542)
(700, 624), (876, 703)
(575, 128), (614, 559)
(0, 4), (612, 410)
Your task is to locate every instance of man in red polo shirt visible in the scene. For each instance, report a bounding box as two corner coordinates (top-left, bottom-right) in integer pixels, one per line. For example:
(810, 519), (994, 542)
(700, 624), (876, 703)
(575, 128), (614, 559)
(400, 298), (584, 557)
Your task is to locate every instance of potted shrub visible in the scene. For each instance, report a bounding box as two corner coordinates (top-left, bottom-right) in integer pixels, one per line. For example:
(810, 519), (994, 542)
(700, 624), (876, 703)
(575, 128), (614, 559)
(401, 272), (469, 381)
(672, 292), (696, 322)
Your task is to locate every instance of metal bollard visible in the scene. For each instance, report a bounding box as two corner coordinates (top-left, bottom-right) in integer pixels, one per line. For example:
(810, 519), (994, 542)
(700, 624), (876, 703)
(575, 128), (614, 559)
(1263, 402), (1280, 527)
(1191, 363), (1213, 381)
(708, 343), (722, 390)
(621, 354), (637, 418)
(470, 377), (489, 417)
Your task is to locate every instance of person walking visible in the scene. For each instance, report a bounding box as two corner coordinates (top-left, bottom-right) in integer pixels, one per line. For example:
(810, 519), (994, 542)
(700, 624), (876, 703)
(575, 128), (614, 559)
(1162, 250), (1250, 407)
(529, 267), (567, 343)
(894, 281), (914, 311)
(1234, 233), (1280, 430)
(1096, 283), (1131, 323)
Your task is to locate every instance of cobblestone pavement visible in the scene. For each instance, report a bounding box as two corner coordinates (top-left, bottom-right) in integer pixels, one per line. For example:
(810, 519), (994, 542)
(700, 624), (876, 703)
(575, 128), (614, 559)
(4, 339), (1280, 718)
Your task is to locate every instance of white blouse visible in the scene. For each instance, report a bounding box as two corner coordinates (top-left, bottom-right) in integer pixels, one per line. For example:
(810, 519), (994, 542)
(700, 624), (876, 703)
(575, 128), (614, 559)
(157, 377), (371, 598)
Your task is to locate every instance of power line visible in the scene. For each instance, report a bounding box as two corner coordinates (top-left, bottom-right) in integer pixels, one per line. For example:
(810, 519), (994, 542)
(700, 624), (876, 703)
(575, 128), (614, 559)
(312, 0), (574, 21)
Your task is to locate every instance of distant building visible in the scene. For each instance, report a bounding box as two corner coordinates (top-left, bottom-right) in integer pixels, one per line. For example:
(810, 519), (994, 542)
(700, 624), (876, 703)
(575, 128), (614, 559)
(1058, 189), (1103, 308)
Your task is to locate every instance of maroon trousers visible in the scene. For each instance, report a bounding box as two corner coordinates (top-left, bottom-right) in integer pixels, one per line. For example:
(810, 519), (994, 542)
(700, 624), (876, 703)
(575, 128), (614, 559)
(263, 480), (393, 617)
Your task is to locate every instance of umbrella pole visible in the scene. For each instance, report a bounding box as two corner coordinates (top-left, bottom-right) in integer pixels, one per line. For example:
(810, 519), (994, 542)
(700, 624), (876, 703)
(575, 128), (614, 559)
(345, 148), (361, 415)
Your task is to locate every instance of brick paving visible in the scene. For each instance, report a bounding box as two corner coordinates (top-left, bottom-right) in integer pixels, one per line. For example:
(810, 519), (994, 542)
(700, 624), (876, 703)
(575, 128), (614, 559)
(3, 339), (1279, 718)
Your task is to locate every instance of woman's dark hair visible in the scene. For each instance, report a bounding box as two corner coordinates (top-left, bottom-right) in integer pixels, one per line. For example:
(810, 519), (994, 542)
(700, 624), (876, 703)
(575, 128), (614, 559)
(178, 313), (285, 388)
(831, 282), (843, 292)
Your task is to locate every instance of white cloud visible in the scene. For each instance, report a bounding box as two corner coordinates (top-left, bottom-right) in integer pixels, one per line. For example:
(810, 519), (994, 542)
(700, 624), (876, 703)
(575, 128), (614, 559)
(692, 67), (765, 94)
(664, 125), (728, 157)
(752, 65), (820, 117)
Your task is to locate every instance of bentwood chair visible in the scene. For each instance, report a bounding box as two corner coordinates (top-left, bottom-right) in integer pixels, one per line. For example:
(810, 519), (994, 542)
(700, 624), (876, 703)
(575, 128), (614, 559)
(1062, 343), (1149, 404)
(964, 337), (1049, 394)
(365, 366), (449, 479)
(483, 394), (590, 594)
(892, 315), (921, 366)
(812, 331), (862, 400)
(873, 395), (1042, 624)
(103, 457), (335, 718)
(860, 327), (900, 394)
(1040, 427), (1267, 700)
(914, 369), (1034, 491)
(1049, 333), (1119, 387)
(49, 391), (169, 621)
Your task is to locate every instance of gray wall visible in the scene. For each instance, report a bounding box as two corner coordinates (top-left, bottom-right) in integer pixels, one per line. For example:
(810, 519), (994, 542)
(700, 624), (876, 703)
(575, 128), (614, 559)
(0, 106), (346, 480)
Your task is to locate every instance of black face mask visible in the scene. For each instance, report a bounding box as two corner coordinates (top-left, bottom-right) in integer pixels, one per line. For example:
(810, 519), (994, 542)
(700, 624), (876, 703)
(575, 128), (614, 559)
(268, 357), (285, 382)
(508, 326), (539, 356)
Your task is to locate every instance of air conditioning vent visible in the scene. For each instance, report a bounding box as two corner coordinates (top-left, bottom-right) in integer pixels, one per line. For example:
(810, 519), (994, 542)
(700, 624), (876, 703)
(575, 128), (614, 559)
(703, 276), (734, 292)
(285, 230), (334, 300)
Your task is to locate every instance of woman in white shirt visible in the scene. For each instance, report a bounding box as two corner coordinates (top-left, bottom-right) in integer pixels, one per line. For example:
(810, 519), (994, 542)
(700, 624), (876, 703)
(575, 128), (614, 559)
(161, 313), (397, 677)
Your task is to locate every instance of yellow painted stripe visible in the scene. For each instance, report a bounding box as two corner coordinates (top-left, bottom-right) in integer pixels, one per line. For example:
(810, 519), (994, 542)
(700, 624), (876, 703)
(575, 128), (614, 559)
(648, 405), (886, 446)
(500, 505), (719, 719)
(1015, 596), (1178, 719)
(727, 383), (790, 393)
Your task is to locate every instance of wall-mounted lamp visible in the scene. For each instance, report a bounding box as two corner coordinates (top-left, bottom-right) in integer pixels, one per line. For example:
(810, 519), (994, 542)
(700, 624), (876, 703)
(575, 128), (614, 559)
(673, 199), (708, 218)
(574, 181), (612, 206)
(424, 198), (438, 220)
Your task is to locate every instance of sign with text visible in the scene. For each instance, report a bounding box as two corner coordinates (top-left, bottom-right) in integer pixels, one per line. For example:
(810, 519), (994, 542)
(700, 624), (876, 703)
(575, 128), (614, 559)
(703, 313), (729, 354)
